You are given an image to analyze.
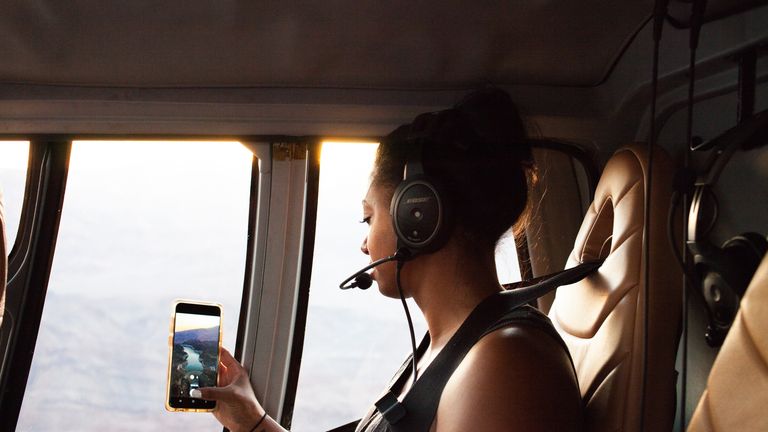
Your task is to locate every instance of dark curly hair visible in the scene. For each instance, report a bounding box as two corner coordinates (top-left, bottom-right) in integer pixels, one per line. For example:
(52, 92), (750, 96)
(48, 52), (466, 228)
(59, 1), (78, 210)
(372, 88), (537, 252)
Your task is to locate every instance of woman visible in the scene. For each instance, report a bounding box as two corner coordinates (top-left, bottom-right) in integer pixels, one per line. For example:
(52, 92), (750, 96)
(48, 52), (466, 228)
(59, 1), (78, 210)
(199, 89), (583, 431)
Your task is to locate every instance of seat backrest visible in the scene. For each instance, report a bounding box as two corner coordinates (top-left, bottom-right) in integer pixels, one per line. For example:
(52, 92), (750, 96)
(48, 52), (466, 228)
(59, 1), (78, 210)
(687, 254), (768, 431)
(548, 143), (682, 432)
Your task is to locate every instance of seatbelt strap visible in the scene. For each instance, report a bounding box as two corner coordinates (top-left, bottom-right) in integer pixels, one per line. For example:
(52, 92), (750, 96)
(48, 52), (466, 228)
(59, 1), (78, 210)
(378, 259), (603, 432)
(502, 259), (602, 291)
(500, 259), (604, 306)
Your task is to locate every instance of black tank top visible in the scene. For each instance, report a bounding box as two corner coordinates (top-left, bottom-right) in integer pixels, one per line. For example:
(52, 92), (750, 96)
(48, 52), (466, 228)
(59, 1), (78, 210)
(354, 299), (575, 432)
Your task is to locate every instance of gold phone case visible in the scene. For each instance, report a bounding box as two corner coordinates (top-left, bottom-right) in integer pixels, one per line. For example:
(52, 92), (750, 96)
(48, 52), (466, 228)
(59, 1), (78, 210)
(165, 299), (223, 412)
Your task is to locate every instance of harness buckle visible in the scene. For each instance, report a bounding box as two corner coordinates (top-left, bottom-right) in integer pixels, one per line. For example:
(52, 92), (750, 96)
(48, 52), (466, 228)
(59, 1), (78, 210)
(375, 391), (406, 424)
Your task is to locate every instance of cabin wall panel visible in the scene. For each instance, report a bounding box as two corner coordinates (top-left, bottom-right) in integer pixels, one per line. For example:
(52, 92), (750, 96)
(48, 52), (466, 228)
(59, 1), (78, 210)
(657, 69), (768, 428)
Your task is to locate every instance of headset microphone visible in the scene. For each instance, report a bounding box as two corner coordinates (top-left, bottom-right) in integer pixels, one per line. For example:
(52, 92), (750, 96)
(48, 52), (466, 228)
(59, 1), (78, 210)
(339, 249), (411, 290)
(350, 273), (373, 290)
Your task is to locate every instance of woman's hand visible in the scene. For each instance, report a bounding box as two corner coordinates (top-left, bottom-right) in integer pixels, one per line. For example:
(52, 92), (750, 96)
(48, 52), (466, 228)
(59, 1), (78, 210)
(197, 348), (268, 432)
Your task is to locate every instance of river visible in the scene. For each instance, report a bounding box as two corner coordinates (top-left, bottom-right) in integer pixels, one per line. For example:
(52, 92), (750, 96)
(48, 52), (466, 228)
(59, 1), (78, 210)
(181, 345), (203, 373)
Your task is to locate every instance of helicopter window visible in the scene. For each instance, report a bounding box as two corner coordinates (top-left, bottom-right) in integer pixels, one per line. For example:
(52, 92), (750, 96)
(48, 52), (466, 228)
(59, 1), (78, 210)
(290, 142), (521, 431)
(16, 141), (253, 431)
(0, 141), (30, 253)
(496, 231), (522, 284)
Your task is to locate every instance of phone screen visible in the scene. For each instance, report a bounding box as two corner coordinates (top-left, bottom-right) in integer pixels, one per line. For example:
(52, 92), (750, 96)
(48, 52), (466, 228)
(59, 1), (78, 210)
(167, 302), (221, 411)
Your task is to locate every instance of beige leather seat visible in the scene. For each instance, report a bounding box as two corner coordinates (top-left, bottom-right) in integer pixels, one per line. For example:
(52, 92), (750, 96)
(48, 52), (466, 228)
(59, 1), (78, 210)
(548, 143), (682, 431)
(687, 254), (768, 431)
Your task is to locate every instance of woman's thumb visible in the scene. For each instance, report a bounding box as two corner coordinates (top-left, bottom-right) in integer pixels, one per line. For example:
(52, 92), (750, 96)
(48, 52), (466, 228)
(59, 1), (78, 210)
(197, 386), (232, 402)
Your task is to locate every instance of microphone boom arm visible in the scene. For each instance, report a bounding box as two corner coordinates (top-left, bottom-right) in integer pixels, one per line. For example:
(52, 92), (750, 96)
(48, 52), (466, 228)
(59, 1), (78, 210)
(339, 254), (400, 290)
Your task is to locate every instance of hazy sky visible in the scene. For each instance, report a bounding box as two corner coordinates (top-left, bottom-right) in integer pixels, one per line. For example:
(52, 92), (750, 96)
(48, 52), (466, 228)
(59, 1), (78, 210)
(175, 313), (220, 333)
(0, 142), (29, 248)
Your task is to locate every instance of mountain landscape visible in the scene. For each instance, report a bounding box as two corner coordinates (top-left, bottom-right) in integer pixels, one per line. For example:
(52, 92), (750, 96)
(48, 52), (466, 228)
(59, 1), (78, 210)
(174, 326), (219, 344)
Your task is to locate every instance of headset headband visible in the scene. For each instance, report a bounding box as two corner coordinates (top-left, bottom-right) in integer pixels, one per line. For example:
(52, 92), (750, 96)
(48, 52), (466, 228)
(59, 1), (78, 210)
(403, 138), (425, 178)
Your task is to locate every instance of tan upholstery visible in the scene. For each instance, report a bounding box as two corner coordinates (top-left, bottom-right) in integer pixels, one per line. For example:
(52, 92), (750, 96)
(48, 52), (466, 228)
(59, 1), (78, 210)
(548, 143), (682, 432)
(688, 254), (768, 431)
(0, 187), (6, 327)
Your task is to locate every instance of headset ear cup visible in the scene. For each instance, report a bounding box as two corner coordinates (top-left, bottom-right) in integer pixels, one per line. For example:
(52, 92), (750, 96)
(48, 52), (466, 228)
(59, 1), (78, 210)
(734, 232), (768, 256)
(702, 233), (768, 335)
(390, 175), (451, 255)
(720, 233), (768, 297)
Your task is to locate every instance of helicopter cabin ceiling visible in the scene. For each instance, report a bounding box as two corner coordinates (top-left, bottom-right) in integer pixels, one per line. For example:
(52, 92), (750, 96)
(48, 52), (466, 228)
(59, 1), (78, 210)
(0, 0), (668, 89)
(0, 0), (762, 139)
(1, 0), (763, 91)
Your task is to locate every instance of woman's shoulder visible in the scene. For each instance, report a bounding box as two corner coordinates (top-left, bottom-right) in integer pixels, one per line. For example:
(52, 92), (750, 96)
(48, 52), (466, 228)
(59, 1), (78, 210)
(471, 305), (575, 378)
(433, 315), (583, 432)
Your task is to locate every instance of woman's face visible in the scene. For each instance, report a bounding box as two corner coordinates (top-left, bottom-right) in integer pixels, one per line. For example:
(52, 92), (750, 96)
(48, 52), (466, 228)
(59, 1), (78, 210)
(361, 183), (399, 297)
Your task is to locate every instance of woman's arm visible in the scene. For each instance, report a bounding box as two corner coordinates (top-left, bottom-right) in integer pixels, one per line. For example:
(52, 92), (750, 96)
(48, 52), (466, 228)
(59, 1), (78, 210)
(434, 325), (582, 432)
(198, 349), (288, 432)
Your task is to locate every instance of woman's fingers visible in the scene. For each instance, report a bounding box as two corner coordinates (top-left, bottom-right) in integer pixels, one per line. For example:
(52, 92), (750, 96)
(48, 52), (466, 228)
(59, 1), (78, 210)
(203, 347), (268, 432)
(217, 360), (232, 385)
(217, 348), (245, 386)
(219, 347), (240, 368)
(205, 347), (251, 400)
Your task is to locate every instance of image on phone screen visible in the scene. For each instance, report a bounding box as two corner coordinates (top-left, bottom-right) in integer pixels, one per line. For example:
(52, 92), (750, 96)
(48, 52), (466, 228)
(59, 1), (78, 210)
(168, 302), (221, 411)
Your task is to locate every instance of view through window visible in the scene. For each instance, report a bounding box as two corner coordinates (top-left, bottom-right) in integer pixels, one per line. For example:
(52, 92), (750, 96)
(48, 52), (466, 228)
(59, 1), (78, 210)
(291, 142), (521, 431)
(17, 141), (253, 431)
(0, 141), (30, 252)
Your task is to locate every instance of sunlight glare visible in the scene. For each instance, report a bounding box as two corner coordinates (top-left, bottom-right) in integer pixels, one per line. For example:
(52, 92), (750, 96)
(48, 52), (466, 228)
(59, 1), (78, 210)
(0, 141), (30, 169)
(320, 141), (379, 192)
(70, 141), (253, 171)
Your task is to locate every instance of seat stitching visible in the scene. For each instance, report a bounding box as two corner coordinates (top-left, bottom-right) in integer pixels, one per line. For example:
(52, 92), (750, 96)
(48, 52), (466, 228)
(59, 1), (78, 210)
(619, 151), (646, 429)
(580, 198), (613, 261)
(605, 225), (642, 257)
(556, 282), (640, 339)
(611, 180), (642, 211)
(582, 350), (631, 407)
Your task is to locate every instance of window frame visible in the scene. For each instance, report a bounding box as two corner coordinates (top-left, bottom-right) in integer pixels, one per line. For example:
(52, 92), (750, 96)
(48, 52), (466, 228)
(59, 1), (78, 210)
(279, 141), (321, 428)
(0, 135), (283, 431)
(235, 141), (319, 427)
(0, 139), (71, 431)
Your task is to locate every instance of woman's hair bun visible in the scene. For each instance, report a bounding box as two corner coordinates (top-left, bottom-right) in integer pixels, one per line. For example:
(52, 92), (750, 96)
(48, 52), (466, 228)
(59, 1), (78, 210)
(454, 87), (532, 164)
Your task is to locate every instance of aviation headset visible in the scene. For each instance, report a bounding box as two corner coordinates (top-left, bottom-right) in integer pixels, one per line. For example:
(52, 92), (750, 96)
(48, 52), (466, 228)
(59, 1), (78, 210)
(339, 106), (494, 290)
(390, 106), (508, 256)
(686, 144), (768, 347)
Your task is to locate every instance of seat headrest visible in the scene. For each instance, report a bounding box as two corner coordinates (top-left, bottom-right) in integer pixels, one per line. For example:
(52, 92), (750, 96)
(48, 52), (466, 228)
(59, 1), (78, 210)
(574, 147), (645, 263)
(554, 145), (655, 338)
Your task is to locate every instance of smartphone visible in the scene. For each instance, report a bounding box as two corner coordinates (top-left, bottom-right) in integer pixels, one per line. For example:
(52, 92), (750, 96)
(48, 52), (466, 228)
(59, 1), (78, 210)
(165, 300), (222, 412)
